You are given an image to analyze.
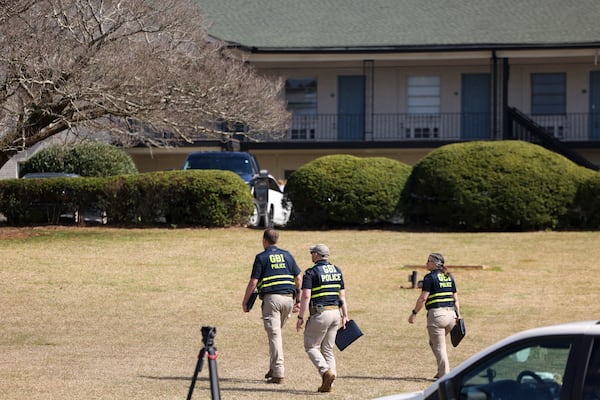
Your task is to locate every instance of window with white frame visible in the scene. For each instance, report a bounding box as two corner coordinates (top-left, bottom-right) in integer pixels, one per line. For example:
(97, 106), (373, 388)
(531, 73), (566, 115)
(531, 73), (566, 138)
(406, 76), (440, 138)
(285, 78), (317, 139)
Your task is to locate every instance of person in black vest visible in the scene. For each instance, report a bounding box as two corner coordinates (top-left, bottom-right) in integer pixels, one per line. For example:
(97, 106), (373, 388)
(408, 252), (460, 379)
(242, 228), (302, 384)
(296, 244), (349, 393)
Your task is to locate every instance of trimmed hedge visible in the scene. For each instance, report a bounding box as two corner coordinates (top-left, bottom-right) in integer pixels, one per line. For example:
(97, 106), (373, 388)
(4, 143), (597, 230)
(20, 142), (138, 177)
(104, 170), (254, 226)
(401, 141), (593, 231)
(569, 172), (600, 229)
(0, 170), (253, 227)
(0, 176), (80, 225)
(285, 154), (411, 227)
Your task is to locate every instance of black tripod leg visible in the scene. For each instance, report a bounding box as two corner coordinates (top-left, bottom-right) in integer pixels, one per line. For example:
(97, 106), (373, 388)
(186, 348), (205, 400)
(207, 347), (221, 400)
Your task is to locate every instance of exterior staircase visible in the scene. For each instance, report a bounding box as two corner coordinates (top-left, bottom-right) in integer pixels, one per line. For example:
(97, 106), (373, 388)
(506, 107), (599, 171)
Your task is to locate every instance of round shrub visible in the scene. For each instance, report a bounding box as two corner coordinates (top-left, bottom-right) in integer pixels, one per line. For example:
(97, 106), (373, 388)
(285, 154), (411, 227)
(20, 142), (138, 177)
(20, 145), (67, 175)
(402, 141), (590, 231)
(569, 172), (600, 229)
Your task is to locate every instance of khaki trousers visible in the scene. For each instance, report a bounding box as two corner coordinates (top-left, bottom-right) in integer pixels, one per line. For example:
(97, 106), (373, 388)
(261, 294), (293, 378)
(303, 309), (341, 376)
(426, 307), (457, 378)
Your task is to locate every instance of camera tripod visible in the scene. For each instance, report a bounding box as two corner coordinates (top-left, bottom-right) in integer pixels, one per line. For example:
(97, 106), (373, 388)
(187, 326), (221, 400)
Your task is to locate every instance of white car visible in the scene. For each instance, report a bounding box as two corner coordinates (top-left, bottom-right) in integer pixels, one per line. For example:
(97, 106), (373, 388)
(249, 173), (291, 228)
(375, 320), (600, 400)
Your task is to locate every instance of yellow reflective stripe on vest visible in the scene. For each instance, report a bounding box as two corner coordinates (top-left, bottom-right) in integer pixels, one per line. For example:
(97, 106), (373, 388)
(311, 291), (341, 299)
(258, 274), (294, 289)
(425, 291), (454, 307)
(311, 284), (341, 299)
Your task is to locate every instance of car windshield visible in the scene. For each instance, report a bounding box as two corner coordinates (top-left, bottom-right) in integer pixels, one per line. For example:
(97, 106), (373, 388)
(460, 338), (572, 400)
(183, 155), (253, 176)
(583, 339), (600, 399)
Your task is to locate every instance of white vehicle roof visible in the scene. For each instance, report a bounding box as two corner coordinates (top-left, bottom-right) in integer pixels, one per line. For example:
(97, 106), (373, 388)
(374, 320), (600, 400)
(452, 320), (600, 374)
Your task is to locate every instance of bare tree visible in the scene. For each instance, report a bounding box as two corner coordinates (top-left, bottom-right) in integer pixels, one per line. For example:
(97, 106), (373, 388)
(0, 0), (290, 168)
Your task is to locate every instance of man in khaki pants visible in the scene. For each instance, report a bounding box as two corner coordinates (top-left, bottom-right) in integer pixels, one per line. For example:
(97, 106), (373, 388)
(296, 244), (349, 393)
(242, 229), (302, 384)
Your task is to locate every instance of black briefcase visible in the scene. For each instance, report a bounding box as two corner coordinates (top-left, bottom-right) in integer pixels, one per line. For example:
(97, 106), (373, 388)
(451, 318), (466, 347)
(246, 291), (259, 311)
(335, 320), (363, 351)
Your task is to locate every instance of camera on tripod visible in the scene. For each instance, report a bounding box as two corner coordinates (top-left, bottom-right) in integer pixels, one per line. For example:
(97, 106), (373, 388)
(201, 326), (216, 346)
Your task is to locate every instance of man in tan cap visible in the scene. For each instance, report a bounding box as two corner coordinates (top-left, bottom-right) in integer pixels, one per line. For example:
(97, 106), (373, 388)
(296, 243), (349, 392)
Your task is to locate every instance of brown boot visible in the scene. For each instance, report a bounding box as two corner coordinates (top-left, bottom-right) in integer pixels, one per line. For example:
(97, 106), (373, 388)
(317, 369), (335, 392)
(264, 369), (273, 379)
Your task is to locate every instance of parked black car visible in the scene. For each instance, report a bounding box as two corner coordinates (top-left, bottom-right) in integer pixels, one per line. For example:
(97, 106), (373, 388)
(22, 173), (106, 224)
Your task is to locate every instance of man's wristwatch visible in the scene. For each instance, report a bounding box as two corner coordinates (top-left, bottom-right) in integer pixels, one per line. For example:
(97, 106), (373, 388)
(412, 309), (418, 315)
(297, 316), (304, 320)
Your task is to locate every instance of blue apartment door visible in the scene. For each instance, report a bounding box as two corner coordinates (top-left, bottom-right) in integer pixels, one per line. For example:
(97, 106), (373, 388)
(461, 74), (491, 139)
(337, 76), (365, 140)
(589, 71), (600, 139)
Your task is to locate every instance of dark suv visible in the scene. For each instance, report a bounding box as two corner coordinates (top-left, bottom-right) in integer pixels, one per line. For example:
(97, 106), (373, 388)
(182, 151), (260, 183)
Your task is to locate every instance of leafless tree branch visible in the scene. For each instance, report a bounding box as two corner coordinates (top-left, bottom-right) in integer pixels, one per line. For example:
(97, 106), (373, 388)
(0, 0), (290, 167)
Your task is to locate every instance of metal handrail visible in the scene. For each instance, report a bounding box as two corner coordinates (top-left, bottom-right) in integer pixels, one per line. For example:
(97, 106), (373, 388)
(507, 107), (599, 170)
(274, 112), (599, 142)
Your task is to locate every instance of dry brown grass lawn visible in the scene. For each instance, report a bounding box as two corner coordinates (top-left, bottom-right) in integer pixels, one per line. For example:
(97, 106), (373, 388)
(1, 226), (599, 400)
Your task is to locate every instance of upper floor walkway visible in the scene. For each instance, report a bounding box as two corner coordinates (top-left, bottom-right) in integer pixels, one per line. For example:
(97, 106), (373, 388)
(264, 112), (600, 143)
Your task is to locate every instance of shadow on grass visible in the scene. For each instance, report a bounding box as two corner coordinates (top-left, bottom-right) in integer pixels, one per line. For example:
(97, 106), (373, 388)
(140, 375), (319, 395)
(141, 374), (433, 383)
(342, 374), (435, 383)
(141, 374), (434, 396)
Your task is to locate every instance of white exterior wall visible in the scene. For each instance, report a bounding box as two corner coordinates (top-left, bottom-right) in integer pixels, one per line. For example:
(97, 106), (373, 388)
(259, 54), (596, 142)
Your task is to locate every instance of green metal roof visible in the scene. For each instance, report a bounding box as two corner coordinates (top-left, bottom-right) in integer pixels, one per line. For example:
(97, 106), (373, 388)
(193, 0), (600, 51)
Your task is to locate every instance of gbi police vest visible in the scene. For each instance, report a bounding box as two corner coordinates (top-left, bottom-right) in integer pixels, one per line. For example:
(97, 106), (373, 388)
(308, 261), (343, 307)
(256, 248), (296, 295)
(425, 269), (456, 309)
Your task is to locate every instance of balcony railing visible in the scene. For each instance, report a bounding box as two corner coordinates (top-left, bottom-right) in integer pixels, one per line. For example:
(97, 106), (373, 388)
(150, 112), (600, 144)
(249, 112), (600, 142)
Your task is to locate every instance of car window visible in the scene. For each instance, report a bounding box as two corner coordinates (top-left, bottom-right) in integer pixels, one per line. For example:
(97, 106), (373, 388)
(459, 338), (572, 400)
(268, 177), (282, 193)
(583, 339), (600, 400)
(184, 155), (253, 176)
